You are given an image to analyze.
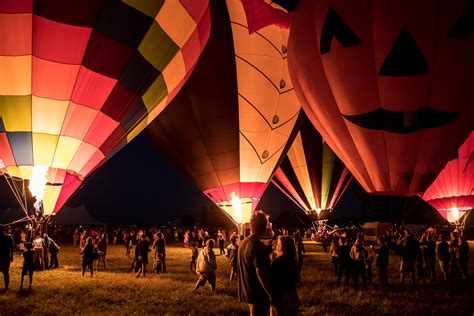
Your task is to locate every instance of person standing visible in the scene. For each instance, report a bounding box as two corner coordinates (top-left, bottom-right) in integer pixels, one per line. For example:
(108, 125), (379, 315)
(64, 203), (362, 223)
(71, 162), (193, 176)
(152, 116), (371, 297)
(0, 225), (14, 290)
(449, 231), (460, 278)
(350, 237), (368, 290)
(32, 233), (45, 271)
(20, 242), (35, 290)
(190, 243), (199, 272)
(458, 235), (469, 279)
(336, 237), (352, 287)
(226, 236), (238, 281)
(218, 231), (225, 255)
(154, 233), (166, 273)
(374, 236), (389, 286)
(80, 237), (95, 277)
(398, 230), (419, 286)
(294, 231), (305, 282)
(329, 237), (339, 277)
(436, 234), (450, 281)
(237, 211), (273, 316)
(96, 233), (108, 271)
(123, 231), (131, 258)
(194, 239), (217, 291)
(136, 232), (150, 277)
(270, 236), (299, 316)
(420, 232), (436, 280)
(45, 234), (60, 269)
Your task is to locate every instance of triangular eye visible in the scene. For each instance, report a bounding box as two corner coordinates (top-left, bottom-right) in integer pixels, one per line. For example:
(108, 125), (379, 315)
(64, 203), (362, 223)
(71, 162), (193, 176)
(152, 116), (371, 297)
(447, 1), (473, 39)
(320, 7), (362, 55)
(379, 27), (429, 76)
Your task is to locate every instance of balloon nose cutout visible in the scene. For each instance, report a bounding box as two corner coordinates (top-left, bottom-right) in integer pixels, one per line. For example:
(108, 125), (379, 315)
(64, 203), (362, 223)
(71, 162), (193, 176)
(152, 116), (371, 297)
(379, 27), (429, 76)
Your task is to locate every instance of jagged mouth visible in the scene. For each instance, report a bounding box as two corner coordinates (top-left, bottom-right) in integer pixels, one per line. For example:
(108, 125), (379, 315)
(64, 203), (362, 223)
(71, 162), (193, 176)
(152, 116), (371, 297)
(342, 106), (460, 134)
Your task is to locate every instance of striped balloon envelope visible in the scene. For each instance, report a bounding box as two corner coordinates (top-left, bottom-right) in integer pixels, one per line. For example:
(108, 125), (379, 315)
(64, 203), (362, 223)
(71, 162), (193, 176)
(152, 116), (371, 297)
(0, 0), (211, 215)
(147, 0), (300, 225)
(423, 132), (473, 223)
(272, 113), (352, 214)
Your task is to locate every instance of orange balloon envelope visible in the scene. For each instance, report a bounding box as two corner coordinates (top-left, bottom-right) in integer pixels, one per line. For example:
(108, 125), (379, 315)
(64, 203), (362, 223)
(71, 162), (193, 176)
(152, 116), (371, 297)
(147, 0), (300, 224)
(288, 0), (474, 196)
(0, 0), (211, 214)
(423, 132), (473, 223)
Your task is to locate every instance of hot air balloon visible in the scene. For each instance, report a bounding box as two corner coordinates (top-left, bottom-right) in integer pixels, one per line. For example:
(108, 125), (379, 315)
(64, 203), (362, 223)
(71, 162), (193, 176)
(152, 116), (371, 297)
(272, 113), (352, 215)
(0, 0), (211, 216)
(288, 0), (474, 196)
(423, 132), (473, 224)
(146, 0), (300, 226)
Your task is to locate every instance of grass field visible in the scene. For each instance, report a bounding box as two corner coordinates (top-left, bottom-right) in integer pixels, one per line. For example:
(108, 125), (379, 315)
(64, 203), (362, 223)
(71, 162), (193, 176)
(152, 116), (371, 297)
(0, 242), (473, 315)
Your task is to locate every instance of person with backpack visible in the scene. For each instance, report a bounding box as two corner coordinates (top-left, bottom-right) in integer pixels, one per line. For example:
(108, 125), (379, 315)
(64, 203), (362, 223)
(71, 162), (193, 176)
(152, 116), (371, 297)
(45, 234), (60, 269)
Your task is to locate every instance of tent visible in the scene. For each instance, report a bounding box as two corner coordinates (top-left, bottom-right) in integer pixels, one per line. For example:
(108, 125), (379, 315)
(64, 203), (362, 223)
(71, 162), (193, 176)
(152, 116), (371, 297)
(53, 205), (103, 226)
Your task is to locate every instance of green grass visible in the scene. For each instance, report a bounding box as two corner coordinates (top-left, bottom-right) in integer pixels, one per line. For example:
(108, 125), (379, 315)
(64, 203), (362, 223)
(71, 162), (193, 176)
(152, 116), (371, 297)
(0, 242), (473, 315)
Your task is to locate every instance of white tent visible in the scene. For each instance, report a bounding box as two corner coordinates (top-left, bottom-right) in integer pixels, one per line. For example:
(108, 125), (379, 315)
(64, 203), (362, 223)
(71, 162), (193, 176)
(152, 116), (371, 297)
(53, 205), (103, 226)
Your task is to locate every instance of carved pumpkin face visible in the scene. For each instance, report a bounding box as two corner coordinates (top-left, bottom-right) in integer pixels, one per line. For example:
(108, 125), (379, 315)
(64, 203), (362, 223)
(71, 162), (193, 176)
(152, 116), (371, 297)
(288, 0), (474, 195)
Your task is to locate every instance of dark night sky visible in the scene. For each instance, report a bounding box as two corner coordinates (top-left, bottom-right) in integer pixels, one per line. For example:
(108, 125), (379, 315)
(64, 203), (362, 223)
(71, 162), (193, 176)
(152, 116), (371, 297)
(0, 132), (303, 224)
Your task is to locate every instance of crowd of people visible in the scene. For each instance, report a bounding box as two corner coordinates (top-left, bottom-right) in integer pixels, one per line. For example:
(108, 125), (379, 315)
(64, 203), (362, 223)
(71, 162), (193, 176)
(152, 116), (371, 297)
(0, 215), (471, 315)
(326, 226), (470, 290)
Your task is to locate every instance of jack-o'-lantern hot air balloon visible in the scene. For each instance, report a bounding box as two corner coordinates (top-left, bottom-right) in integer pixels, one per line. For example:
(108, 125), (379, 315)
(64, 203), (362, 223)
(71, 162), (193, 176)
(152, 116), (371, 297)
(423, 132), (473, 224)
(147, 0), (300, 226)
(0, 0), (211, 215)
(272, 113), (352, 215)
(288, 0), (474, 196)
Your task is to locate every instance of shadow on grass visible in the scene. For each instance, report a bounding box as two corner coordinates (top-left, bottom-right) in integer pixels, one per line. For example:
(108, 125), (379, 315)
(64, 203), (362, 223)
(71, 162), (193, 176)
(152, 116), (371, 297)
(16, 288), (32, 297)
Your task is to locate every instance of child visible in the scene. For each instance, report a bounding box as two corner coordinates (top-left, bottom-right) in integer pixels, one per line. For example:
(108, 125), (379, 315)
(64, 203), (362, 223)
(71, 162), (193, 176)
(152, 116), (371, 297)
(226, 236), (238, 281)
(153, 253), (162, 274)
(20, 242), (35, 290)
(190, 243), (198, 272)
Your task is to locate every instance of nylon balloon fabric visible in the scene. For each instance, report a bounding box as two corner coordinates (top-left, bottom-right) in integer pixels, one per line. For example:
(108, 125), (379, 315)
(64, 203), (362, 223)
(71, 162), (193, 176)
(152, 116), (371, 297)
(423, 132), (473, 222)
(272, 113), (352, 213)
(0, 0), (211, 214)
(288, 0), (474, 196)
(146, 0), (301, 225)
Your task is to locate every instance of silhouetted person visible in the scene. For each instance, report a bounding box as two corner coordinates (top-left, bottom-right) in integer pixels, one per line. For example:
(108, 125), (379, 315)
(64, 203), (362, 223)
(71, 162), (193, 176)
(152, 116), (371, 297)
(154, 233), (166, 273)
(420, 233), (436, 280)
(449, 231), (460, 278)
(20, 242), (34, 290)
(190, 243), (198, 272)
(458, 235), (469, 279)
(336, 237), (351, 287)
(436, 234), (450, 281)
(374, 236), (389, 286)
(136, 232), (150, 277)
(398, 230), (419, 286)
(80, 237), (95, 277)
(238, 211), (273, 316)
(294, 231), (305, 282)
(270, 235), (299, 315)
(0, 225), (14, 290)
